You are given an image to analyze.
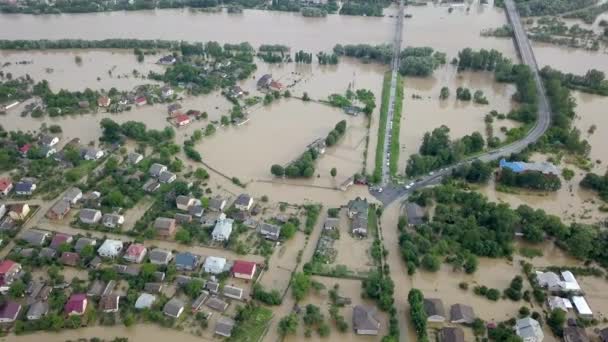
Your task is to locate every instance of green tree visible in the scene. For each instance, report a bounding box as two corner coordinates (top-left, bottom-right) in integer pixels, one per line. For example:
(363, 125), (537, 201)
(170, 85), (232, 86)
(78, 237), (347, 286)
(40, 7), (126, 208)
(281, 223), (297, 240)
(271, 164), (285, 177)
(278, 314), (298, 336)
(440, 86), (450, 100)
(9, 280), (26, 298)
(291, 272), (311, 301)
(330, 167), (337, 178)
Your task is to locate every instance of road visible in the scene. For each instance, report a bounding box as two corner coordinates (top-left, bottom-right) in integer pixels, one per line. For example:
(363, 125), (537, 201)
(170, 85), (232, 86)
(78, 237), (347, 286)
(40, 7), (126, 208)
(372, 0), (552, 205)
(380, 0), (405, 186)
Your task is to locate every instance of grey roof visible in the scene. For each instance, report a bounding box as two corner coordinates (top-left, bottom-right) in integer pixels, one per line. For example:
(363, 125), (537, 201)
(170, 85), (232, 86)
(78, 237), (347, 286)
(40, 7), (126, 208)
(352, 305), (379, 333)
(102, 213), (123, 227)
(84, 147), (102, 159)
(149, 248), (172, 264)
(127, 152), (143, 164)
(175, 275), (192, 287)
(26, 301), (49, 320)
(347, 197), (368, 214)
(215, 316), (235, 337)
(158, 170), (176, 183)
(75, 237), (96, 252)
(206, 296), (228, 312)
(563, 326), (589, 342)
(39, 134), (57, 146)
(206, 281), (220, 293)
(188, 205), (204, 217)
(600, 328), (608, 341)
(439, 327), (465, 342)
(79, 208), (101, 222)
(149, 163), (167, 177)
(208, 197), (225, 211)
(87, 280), (105, 297)
(192, 291), (209, 310)
(405, 202), (425, 225)
(63, 187), (82, 202)
(154, 217), (175, 230)
(516, 317), (543, 340)
(450, 304), (475, 324)
(234, 193), (252, 207)
(21, 230), (49, 246)
(352, 214), (368, 235)
(135, 293), (156, 309)
(223, 285), (243, 299)
(424, 298), (446, 318)
(39, 247), (57, 259)
(144, 282), (163, 294)
(176, 195), (193, 207)
(258, 222), (281, 240)
(163, 298), (184, 317)
(175, 213), (192, 223)
(50, 200), (70, 215)
(324, 217), (339, 228)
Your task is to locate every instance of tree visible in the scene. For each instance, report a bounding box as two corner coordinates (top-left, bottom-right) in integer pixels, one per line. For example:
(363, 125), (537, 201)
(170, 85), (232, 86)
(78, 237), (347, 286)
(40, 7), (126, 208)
(194, 168), (209, 180)
(9, 280), (26, 298)
(547, 308), (566, 336)
(408, 289), (428, 340)
(175, 229), (192, 244)
(421, 254), (440, 272)
(278, 314), (298, 336)
(440, 86), (450, 100)
(291, 272), (311, 301)
(281, 223), (297, 240)
(184, 279), (204, 298)
(270, 164), (285, 177)
(330, 167), (337, 178)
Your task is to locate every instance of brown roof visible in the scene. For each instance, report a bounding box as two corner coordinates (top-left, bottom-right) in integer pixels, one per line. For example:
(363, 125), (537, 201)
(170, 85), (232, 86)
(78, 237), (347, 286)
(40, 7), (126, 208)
(440, 327), (465, 342)
(424, 298), (446, 318)
(563, 326), (589, 342)
(99, 294), (120, 312)
(352, 305), (379, 333)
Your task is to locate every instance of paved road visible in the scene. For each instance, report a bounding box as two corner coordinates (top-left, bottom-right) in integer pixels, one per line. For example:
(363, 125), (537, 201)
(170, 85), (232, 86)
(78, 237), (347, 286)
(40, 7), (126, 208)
(380, 0), (404, 186)
(372, 0), (552, 205)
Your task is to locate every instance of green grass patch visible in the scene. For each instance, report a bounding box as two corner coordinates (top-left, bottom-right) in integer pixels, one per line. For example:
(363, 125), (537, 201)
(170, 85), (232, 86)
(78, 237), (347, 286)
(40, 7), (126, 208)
(373, 72), (392, 183)
(389, 74), (404, 177)
(229, 305), (273, 342)
(519, 247), (544, 259)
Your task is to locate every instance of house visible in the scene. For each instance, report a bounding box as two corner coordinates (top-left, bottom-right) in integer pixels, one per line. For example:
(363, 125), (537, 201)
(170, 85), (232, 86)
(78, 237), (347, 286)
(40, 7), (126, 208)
(135, 96), (147, 106)
(175, 252), (199, 271)
(149, 248), (173, 265)
(212, 214), (234, 242)
(215, 316), (235, 337)
(0, 204), (5, 220)
(21, 230), (50, 246)
(163, 298), (185, 318)
(560, 271), (582, 292)
(88, 256), (102, 269)
(208, 196), (226, 212)
(124, 244), (147, 263)
(405, 202), (425, 226)
(547, 296), (572, 312)
(161, 85), (174, 98)
(352, 305), (380, 335)
(84, 147), (104, 161)
(39, 247), (57, 259)
(450, 304), (475, 324)
(515, 317), (544, 342)
(87, 280), (105, 297)
(175, 275), (193, 287)
(347, 197), (368, 218)
(0, 260), (21, 287)
(234, 194), (253, 211)
(39, 134), (59, 147)
(158, 170), (176, 184)
(192, 291), (209, 312)
(536, 270), (581, 293)
(9, 203), (30, 220)
(63, 187), (83, 205)
(351, 213), (368, 237)
(97, 239), (123, 258)
(100, 294), (120, 313)
(50, 233), (73, 250)
(144, 282), (163, 294)
(189, 205), (204, 218)
(203, 256), (227, 274)
(232, 260), (256, 280)
(14, 181), (36, 195)
(0, 301), (22, 323)
(175, 114), (190, 127)
(19, 143), (32, 157)
(439, 327), (465, 342)
(500, 159), (559, 176)
(78, 100), (90, 108)
(257, 74), (272, 89)
(167, 103), (182, 116)
(223, 285), (244, 300)
(26, 301), (49, 321)
(40, 146), (56, 158)
(126, 152), (143, 165)
(149, 163), (167, 177)
(563, 326), (589, 342)
(60, 252), (80, 266)
(47, 200), (71, 220)
(75, 237), (96, 253)
(572, 296), (592, 317)
(176, 195), (196, 211)
(80, 208), (102, 224)
(324, 217), (339, 230)
(157, 55), (176, 65)
(599, 328), (608, 342)
(65, 294), (88, 315)
(230, 85), (244, 97)
(0, 216), (17, 231)
(258, 222), (281, 241)
(142, 179), (160, 193)
(269, 80), (284, 92)
(154, 217), (177, 237)
(424, 298), (446, 323)
(204, 280), (219, 294)
(97, 96), (111, 107)
(101, 213), (125, 228)
(175, 213), (192, 224)
(206, 296), (228, 312)
(0, 178), (13, 196)
(135, 293), (156, 309)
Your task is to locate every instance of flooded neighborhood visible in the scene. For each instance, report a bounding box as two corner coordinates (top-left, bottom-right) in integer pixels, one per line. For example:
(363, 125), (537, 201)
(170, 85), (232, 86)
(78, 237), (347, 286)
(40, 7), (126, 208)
(0, 0), (608, 342)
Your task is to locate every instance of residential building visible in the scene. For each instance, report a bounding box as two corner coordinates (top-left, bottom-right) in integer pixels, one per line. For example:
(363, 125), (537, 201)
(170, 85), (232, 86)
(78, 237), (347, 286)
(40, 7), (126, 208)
(405, 202), (425, 226)
(258, 222), (281, 241)
(323, 217), (339, 230)
(500, 159), (559, 176)
(206, 281), (220, 294)
(206, 296), (228, 312)
(21, 230), (49, 246)
(223, 285), (243, 300)
(142, 179), (160, 193)
(234, 194), (253, 211)
(599, 328), (608, 342)
(347, 197), (368, 218)
(84, 147), (104, 161)
(212, 214), (233, 242)
(74, 237), (96, 253)
(79, 209), (102, 224)
(47, 200), (71, 220)
(161, 85), (174, 98)
(563, 326), (589, 342)
(0, 301), (21, 323)
(351, 214), (368, 237)
(203, 256), (226, 274)
(163, 298), (185, 318)
(39, 134), (59, 147)
(175, 252), (199, 271)
(49, 233), (73, 250)
(208, 196), (226, 212)
(215, 316), (235, 337)
(149, 163), (167, 177)
(352, 305), (380, 335)
(126, 152), (143, 165)
(158, 170), (176, 184)
(19, 144), (31, 157)
(135, 96), (147, 106)
(516, 317), (544, 342)
(257, 74), (272, 89)
(189, 204), (204, 218)
(40, 146), (56, 158)
(176, 195), (196, 211)
(97, 239), (123, 258)
(175, 213), (192, 224)
(192, 291), (209, 312)
(63, 187), (83, 205)
(149, 248), (173, 265)
(9, 203), (30, 220)
(439, 327), (465, 342)
(547, 296), (572, 312)
(154, 217), (177, 237)
(144, 282), (163, 294)
(123, 244), (147, 263)
(97, 96), (111, 107)
(167, 103), (181, 115)
(87, 280), (105, 297)
(101, 213), (124, 228)
(232, 260), (256, 280)
(0, 178), (13, 196)
(26, 301), (49, 321)
(60, 252), (80, 267)
(100, 294), (120, 313)
(572, 296), (592, 317)
(14, 181), (36, 196)
(175, 114), (190, 127)
(135, 293), (156, 309)
(39, 248), (56, 259)
(0, 204), (5, 220)
(450, 304), (475, 324)
(424, 298), (446, 323)
(65, 294), (88, 316)
(0, 260), (21, 287)
(269, 80), (283, 91)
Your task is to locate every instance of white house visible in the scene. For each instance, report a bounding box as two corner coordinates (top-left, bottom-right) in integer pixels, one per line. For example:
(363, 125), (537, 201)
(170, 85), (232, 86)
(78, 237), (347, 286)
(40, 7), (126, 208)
(572, 296), (593, 317)
(79, 209), (102, 224)
(97, 239), (124, 258)
(84, 148), (104, 161)
(212, 214), (233, 242)
(101, 213), (125, 229)
(234, 194), (253, 211)
(515, 317), (544, 342)
(203, 256), (227, 274)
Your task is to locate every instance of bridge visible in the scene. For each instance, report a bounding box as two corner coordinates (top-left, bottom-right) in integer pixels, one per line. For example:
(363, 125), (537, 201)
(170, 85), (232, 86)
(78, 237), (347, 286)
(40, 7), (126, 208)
(372, 0), (553, 204)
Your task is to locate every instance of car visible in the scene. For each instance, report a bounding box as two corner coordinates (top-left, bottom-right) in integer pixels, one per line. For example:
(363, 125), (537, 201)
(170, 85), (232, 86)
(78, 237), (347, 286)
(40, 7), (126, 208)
(429, 171), (434, 176)
(405, 185), (411, 189)
(386, 162), (390, 166)
(408, 182), (414, 187)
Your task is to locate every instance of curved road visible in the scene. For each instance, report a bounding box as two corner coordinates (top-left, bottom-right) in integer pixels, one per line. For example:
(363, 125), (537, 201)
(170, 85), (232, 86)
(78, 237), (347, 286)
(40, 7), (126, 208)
(373, 0), (552, 204)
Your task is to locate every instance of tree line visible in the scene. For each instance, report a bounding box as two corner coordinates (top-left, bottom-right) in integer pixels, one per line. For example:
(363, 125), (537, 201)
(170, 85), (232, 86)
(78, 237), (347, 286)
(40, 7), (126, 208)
(540, 66), (608, 96)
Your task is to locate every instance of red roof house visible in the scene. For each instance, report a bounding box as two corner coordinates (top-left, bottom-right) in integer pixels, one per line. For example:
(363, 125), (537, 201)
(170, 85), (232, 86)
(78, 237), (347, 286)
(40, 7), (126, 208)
(269, 80), (284, 91)
(19, 144), (31, 156)
(97, 96), (111, 107)
(124, 244), (147, 263)
(0, 301), (22, 323)
(0, 260), (21, 286)
(135, 96), (147, 106)
(175, 114), (191, 127)
(232, 260), (257, 280)
(0, 178), (13, 196)
(65, 293), (87, 315)
(50, 233), (73, 250)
